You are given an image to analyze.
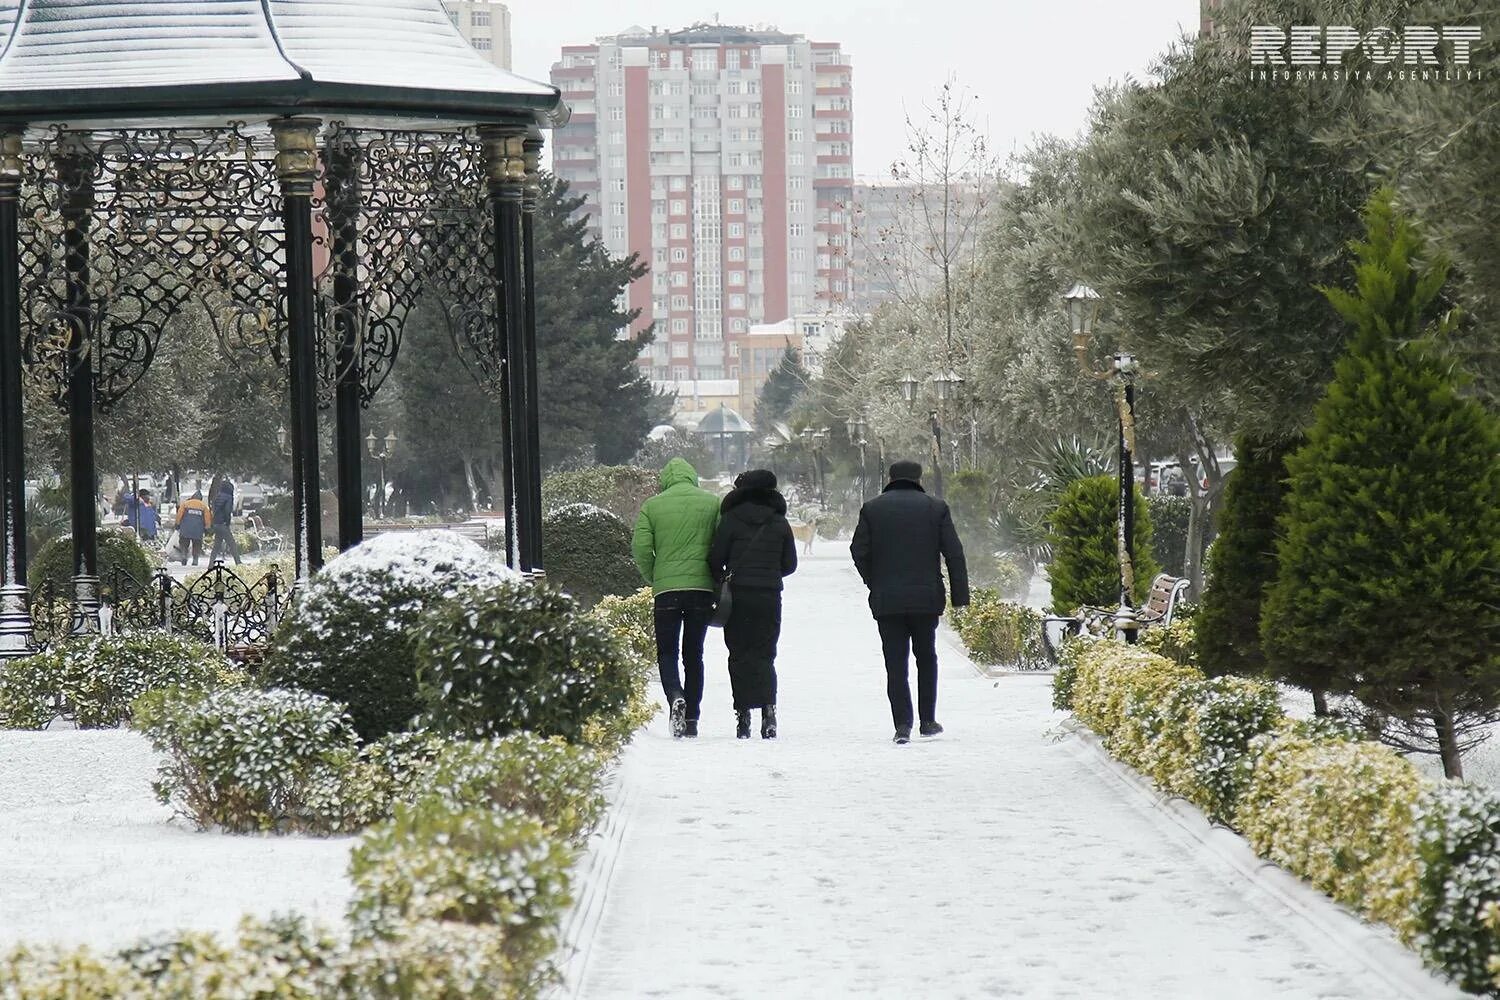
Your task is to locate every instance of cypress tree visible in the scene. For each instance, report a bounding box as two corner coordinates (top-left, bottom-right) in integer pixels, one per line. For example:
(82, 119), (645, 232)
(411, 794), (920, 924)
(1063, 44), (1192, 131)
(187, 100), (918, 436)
(1196, 436), (1300, 684)
(1261, 190), (1500, 778)
(1047, 474), (1158, 613)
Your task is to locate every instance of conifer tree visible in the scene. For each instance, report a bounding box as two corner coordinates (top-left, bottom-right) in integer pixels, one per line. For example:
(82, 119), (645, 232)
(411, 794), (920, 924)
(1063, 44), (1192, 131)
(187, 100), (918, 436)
(1047, 474), (1157, 613)
(1261, 190), (1500, 778)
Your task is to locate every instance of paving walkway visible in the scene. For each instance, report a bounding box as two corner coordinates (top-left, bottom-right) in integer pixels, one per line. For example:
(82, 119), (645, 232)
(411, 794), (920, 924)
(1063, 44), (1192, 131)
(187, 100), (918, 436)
(570, 549), (1431, 1000)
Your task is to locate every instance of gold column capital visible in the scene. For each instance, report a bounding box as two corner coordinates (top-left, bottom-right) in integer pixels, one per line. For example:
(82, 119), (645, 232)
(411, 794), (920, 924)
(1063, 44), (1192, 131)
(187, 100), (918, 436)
(478, 124), (528, 196)
(522, 128), (544, 212)
(270, 117), (323, 195)
(0, 130), (22, 196)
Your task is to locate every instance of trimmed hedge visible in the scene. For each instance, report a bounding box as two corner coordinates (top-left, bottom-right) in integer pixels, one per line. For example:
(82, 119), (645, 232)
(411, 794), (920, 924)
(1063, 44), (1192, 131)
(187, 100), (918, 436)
(541, 503), (639, 607)
(27, 530), (155, 598)
(584, 587), (661, 754)
(541, 465), (657, 523)
(1059, 639), (1500, 991)
(1047, 474), (1158, 612)
(948, 589), (1046, 670)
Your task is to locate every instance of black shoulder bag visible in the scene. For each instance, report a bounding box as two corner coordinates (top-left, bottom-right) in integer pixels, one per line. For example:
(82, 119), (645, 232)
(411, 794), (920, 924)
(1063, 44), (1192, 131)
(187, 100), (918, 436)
(710, 521), (770, 628)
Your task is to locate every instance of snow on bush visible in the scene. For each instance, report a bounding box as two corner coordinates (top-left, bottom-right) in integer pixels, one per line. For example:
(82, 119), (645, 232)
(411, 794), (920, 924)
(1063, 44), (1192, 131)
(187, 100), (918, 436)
(948, 588), (1047, 670)
(0, 633), (241, 731)
(136, 686), (363, 835)
(1183, 676), (1283, 824)
(1413, 781), (1500, 993)
(414, 579), (634, 744)
(420, 735), (606, 846)
(584, 586), (660, 754)
(344, 730), (450, 826)
(541, 502), (640, 607)
(262, 530), (519, 740)
(347, 798), (574, 989)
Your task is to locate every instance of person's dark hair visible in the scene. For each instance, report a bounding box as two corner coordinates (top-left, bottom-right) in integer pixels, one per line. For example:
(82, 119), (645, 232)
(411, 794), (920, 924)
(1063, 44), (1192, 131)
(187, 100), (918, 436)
(889, 460), (923, 483)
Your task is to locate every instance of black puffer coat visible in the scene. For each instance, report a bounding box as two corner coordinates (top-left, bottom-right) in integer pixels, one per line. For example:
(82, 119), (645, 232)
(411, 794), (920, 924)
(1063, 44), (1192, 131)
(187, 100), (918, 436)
(709, 474), (798, 591)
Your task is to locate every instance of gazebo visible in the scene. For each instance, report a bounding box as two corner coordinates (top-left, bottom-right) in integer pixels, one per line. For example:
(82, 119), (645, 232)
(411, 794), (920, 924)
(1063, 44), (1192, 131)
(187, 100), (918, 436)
(0, 0), (569, 655)
(695, 403), (754, 474)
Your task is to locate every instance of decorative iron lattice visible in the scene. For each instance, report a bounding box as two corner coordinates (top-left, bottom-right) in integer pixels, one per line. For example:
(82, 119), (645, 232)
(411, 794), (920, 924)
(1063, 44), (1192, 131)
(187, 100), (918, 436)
(18, 126), (287, 412)
(312, 125), (499, 405)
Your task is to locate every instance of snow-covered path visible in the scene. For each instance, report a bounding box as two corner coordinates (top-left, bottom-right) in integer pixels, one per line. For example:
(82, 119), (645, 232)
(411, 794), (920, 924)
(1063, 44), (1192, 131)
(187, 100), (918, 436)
(572, 549), (1423, 1000)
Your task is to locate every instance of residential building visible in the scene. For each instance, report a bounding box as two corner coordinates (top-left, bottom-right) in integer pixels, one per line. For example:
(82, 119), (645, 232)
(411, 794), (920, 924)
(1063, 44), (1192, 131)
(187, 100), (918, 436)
(550, 23), (854, 396)
(442, 0), (512, 70)
(849, 180), (991, 312)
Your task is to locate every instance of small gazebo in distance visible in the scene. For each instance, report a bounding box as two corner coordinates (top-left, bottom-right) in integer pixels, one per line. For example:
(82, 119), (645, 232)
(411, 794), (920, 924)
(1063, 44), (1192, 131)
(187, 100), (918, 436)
(0, 0), (568, 655)
(694, 403), (754, 475)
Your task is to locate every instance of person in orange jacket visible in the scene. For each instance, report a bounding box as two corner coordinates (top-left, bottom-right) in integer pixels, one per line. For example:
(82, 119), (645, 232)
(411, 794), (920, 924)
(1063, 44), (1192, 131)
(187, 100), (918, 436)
(175, 490), (211, 566)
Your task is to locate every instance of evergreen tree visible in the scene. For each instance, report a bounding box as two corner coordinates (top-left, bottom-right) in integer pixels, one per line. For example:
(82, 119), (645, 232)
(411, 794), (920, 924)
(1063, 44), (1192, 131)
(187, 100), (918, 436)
(755, 348), (810, 429)
(1047, 474), (1158, 613)
(1261, 190), (1500, 778)
(1196, 435), (1299, 683)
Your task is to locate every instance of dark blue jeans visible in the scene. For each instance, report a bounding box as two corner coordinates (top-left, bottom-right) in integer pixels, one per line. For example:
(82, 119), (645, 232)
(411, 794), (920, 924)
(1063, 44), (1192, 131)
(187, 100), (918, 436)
(654, 590), (714, 721)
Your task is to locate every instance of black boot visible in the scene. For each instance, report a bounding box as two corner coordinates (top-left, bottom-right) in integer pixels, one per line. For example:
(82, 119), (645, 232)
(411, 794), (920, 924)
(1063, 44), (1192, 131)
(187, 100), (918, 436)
(761, 705), (777, 739)
(669, 696), (686, 739)
(683, 719), (699, 738)
(736, 710), (752, 740)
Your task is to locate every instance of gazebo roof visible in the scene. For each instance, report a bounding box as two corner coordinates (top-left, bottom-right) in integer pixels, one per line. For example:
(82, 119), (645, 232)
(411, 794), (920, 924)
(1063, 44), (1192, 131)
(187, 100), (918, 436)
(0, 0), (567, 127)
(696, 405), (754, 436)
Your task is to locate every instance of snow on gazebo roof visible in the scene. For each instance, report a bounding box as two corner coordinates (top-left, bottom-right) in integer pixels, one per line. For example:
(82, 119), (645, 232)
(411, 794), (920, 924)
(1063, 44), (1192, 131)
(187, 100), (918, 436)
(0, 0), (567, 128)
(695, 405), (754, 436)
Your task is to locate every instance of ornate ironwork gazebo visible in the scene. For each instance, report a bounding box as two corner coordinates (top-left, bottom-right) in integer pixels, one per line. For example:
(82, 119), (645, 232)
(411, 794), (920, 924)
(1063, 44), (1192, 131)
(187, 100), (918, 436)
(0, 0), (568, 655)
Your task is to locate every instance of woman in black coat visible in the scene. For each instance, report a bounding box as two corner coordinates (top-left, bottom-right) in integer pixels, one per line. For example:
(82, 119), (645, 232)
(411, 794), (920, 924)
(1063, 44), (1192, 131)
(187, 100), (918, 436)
(708, 469), (798, 739)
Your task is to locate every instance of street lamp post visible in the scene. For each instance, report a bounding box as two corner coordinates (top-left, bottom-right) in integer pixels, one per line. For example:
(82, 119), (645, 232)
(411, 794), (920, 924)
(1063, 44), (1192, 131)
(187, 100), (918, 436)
(845, 413), (869, 500)
(1062, 281), (1140, 643)
(365, 430), (397, 522)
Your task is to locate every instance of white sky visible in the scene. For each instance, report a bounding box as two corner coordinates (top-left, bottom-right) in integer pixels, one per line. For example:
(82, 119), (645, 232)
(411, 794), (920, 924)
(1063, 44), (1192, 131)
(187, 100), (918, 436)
(507, 0), (1200, 179)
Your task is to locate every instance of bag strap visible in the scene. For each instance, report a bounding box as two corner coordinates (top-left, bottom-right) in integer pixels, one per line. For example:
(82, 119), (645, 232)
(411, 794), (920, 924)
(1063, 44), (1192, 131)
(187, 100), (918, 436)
(725, 521), (772, 581)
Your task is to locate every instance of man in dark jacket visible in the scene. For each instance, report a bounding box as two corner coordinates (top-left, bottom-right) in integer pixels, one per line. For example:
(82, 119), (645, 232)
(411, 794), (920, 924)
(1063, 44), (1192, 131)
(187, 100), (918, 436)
(850, 460), (969, 743)
(709, 469), (797, 739)
(209, 479), (242, 566)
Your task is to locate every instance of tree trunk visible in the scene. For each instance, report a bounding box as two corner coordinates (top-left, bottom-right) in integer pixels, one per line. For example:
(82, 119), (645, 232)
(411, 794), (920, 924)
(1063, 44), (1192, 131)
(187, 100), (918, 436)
(461, 457), (481, 513)
(1435, 697), (1466, 780)
(1312, 689), (1329, 717)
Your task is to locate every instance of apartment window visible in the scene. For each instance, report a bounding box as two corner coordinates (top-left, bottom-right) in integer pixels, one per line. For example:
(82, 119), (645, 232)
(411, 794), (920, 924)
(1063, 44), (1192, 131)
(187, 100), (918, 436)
(791, 273), (807, 288)
(609, 155), (624, 169)
(791, 295), (808, 311)
(670, 200), (686, 215)
(727, 222), (744, 238)
(671, 272), (687, 287)
(671, 247), (688, 263)
(670, 82), (684, 95)
(789, 151), (804, 167)
(749, 49), (761, 68)
(731, 318), (748, 333)
(609, 130), (623, 145)
(791, 247), (807, 263)
(726, 174), (743, 190)
(668, 224), (685, 239)
(788, 80), (802, 95)
(729, 294), (746, 309)
(611, 200), (625, 217)
(471, 10), (490, 26)
(728, 271), (745, 286)
(789, 223), (805, 237)
(789, 176), (805, 190)
(671, 318), (688, 334)
(654, 248), (668, 265)
(650, 82), (663, 96)
(651, 199), (666, 215)
(671, 295), (689, 310)
(670, 176), (687, 191)
(611, 226), (625, 242)
(610, 107), (623, 121)
(788, 104), (804, 118)
(750, 103), (761, 117)
(671, 342), (689, 358)
(746, 175), (762, 191)
(474, 38), (491, 51)
(728, 246), (744, 261)
(728, 198), (743, 214)
(817, 253), (831, 269)
(652, 224), (667, 241)
(747, 198), (761, 214)
(653, 295), (669, 312)
(671, 365), (690, 380)
(611, 178), (626, 192)
(728, 80), (741, 95)
(747, 79), (759, 94)
(728, 153), (743, 167)
(608, 82), (624, 97)
(726, 49), (740, 70)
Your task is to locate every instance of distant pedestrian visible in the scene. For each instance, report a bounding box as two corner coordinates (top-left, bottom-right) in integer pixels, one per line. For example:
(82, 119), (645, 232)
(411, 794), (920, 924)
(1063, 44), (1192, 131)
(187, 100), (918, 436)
(850, 461), (969, 744)
(632, 458), (721, 739)
(209, 479), (242, 565)
(709, 469), (797, 740)
(176, 490), (210, 566)
(128, 489), (160, 541)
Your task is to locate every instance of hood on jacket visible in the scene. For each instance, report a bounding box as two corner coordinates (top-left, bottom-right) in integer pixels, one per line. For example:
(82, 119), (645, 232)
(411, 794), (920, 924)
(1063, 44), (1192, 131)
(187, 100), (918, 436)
(659, 457), (699, 491)
(721, 485), (788, 518)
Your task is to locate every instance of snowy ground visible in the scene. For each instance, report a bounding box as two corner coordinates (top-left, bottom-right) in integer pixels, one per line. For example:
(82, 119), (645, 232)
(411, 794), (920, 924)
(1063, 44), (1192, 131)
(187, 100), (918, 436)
(0, 729), (353, 951)
(570, 550), (1457, 1000)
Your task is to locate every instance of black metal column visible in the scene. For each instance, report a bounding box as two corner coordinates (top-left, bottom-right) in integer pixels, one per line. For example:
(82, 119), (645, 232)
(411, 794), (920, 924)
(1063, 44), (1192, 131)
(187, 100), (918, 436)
(520, 129), (545, 576)
(325, 133), (363, 551)
(0, 129), (32, 656)
(272, 118), (325, 581)
(1117, 354), (1138, 644)
(59, 140), (100, 633)
(480, 126), (527, 572)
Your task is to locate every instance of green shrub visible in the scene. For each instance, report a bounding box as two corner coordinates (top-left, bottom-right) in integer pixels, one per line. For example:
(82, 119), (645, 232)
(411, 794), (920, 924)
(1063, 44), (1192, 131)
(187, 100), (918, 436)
(113, 914), (343, 997)
(1236, 727), (1424, 937)
(949, 589), (1046, 669)
(584, 587), (659, 753)
(1046, 475), (1157, 613)
(347, 798), (573, 987)
(540, 503), (639, 607)
(261, 530), (517, 740)
(344, 730), (450, 826)
(27, 529), (155, 600)
(1184, 676), (1283, 824)
(0, 654), (59, 729)
(1139, 615), (1198, 667)
(422, 735), (606, 846)
(1413, 782), (1500, 993)
(135, 686), (362, 834)
(415, 580), (634, 743)
(541, 465), (657, 523)
(9, 634), (239, 730)
(1145, 493), (1211, 580)
(343, 919), (536, 999)
(1050, 635), (1094, 712)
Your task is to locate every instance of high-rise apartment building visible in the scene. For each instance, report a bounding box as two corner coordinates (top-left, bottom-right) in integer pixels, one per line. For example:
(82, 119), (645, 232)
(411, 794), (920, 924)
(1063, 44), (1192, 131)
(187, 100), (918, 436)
(442, 0), (512, 70)
(550, 24), (854, 385)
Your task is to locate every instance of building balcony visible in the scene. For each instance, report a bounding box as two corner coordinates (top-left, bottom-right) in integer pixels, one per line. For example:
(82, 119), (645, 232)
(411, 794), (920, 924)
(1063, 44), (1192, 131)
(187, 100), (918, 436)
(813, 107), (851, 119)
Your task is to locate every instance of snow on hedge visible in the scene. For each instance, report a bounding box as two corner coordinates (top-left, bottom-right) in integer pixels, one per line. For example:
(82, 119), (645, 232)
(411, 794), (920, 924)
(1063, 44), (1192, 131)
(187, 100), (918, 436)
(318, 530), (518, 591)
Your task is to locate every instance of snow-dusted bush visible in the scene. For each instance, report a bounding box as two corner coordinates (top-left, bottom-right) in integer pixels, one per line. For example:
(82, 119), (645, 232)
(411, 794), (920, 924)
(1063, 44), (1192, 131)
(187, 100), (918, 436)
(541, 502), (639, 607)
(1049, 634), (1094, 712)
(415, 580), (634, 743)
(1183, 676), (1283, 824)
(348, 797), (573, 988)
(584, 586), (659, 754)
(344, 730), (450, 826)
(261, 530), (518, 740)
(344, 918), (540, 999)
(137, 686), (362, 834)
(1140, 613), (1198, 667)
(1236, 728), (1424, 937)
(0, 653), (58, 729)
(949, 589), (1046, 670)
(1069, 641), (1201, 771)
(541, 464), (656, 522)
(421, 735), (606, 846)
(1413, 781), (1500, 993)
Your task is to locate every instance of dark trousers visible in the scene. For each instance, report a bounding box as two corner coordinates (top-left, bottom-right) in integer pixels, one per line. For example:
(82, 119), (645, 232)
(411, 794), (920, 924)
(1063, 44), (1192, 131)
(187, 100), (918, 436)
(654, 590), (714, 720)
(877, 613), (941, 730)
(179, 537), (203, 565)
(210, 525), (242, 565)
(723, 586), (781, 711)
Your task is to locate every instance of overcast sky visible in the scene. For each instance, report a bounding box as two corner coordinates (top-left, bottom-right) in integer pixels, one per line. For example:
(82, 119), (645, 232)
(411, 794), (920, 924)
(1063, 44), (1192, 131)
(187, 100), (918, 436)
(508, 0), (1200, 179)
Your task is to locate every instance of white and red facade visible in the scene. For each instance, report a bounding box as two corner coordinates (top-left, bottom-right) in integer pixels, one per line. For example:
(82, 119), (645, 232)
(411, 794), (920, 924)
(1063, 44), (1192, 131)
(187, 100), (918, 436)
(550, 26), (853, 386)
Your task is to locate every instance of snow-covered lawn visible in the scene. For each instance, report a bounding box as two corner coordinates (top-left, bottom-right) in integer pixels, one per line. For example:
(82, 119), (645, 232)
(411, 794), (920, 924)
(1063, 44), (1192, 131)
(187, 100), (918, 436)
(570, 550), (1460, 999)
(0, 729), (353, 951)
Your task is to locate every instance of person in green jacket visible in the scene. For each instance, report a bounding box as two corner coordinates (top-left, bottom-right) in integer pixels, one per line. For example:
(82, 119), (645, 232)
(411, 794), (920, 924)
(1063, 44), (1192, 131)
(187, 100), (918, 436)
(632, 457), (721, 739)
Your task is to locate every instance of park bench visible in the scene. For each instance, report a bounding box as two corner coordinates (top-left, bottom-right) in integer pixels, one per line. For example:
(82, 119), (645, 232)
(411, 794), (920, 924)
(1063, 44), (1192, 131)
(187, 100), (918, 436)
(1041, 572), (1190, 660)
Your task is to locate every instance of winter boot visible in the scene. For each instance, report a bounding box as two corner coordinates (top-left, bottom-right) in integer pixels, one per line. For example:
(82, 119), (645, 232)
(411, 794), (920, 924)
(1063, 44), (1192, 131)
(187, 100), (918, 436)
(684, 719), (699, 738)
(893, 726), (911, 745)
(736, 710), (752, 740)
(919, 721), (944, 738)
(669, 696), (687, 739)
(761, 705), (777, 740)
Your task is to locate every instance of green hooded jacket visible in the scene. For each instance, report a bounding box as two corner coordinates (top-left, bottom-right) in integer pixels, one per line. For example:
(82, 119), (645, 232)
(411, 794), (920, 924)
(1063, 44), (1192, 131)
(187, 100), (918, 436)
(632, 458), (721, 594)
